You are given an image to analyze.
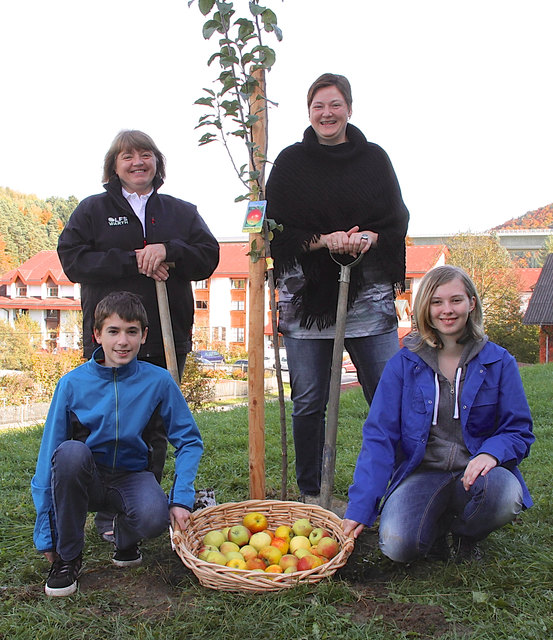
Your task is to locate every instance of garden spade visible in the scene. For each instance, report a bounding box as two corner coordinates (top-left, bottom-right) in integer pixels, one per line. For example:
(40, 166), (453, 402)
(155, 262), (179, 385)
(319, 252), (364, 510)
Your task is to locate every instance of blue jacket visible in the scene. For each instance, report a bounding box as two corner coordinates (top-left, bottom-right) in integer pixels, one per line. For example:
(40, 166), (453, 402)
(345, 341), (534, 527)
(32, 349), (203, 552)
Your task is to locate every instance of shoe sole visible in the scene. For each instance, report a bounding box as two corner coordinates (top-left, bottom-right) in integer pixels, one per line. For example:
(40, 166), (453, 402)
(112, 556), (142, 568)
(45, 580), (78, 597)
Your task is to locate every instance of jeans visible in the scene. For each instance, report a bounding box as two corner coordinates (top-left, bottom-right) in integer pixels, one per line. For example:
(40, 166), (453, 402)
(284, 330), (399, 495)
(378, 467), (523, 563)
(51, 440), (170, 561)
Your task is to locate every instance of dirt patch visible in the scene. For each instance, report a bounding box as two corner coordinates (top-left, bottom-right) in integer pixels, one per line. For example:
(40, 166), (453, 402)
(73, 528), (460, 639)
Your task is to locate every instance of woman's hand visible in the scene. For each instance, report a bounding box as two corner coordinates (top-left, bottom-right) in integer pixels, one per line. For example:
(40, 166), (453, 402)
(135, 244), (168, 281)
(342, 518), (364, 538)
(461, 453), (498, 491)
(316, 226), (378, 257)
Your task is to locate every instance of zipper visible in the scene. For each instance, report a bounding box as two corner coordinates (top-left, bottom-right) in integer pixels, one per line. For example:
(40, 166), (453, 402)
(112, 368), (119, 470)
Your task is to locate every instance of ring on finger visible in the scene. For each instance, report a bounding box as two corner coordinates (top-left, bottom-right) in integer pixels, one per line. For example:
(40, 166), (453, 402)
(361, 234), (369, 241)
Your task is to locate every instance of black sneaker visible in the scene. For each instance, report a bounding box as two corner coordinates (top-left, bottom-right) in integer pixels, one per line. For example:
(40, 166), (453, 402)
(45, 554), (82, 597)
(426, 535), (451, 562)
(452, 536), (484, 563)
(112, 546), (142, 567)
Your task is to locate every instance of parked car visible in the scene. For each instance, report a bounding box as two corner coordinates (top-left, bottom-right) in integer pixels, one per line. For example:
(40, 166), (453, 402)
(194, 349), (225, 363)
(341, 355), (357, 374)
(233, 359), (249, 372)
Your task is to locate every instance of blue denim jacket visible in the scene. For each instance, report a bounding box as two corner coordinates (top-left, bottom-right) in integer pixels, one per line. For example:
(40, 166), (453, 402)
(345, 341), (534, 527)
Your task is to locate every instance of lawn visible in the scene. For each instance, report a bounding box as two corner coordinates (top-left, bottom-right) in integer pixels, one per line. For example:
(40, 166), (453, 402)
(1, 364), (552, 639)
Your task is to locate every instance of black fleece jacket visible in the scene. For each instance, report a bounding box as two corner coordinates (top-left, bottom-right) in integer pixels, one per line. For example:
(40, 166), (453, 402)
(57, 176), (219, 359)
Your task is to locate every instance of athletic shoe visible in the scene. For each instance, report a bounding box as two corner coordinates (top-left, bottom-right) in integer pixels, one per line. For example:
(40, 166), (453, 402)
(45, 554), (82, 597)
(452, 536), (484, 563)
(112, 546), (142, 567)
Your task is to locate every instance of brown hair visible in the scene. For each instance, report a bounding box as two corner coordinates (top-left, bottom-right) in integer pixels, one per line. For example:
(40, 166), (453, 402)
(307, 73), (353, 110)
(413, 265), (485, 349)
(102, 130), (166, 184)
(94, 291), (148, 333)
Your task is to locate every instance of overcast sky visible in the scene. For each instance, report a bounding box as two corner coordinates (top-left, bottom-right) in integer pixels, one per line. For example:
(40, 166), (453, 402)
(2, 0), (552, 239)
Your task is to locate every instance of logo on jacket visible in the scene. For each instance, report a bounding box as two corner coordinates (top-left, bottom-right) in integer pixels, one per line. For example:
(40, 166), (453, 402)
(108, 216), (129, 226)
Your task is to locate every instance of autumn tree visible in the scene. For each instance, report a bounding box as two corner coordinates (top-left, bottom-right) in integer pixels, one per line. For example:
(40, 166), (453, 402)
(447, 233), (539, 363)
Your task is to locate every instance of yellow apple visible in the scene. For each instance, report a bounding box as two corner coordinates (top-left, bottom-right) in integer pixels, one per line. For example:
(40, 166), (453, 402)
(249, 531), (272, 551)
(309, 527), (331, 546)
(219, 541), (240, 556)
(197, 544), (218, 561)
(289, 535), (310, 554)
(226, 557), (247, 570)
(202, 529), (225, 548)
(205, 550), (227, 565)
(258, 545), (282, 567)
(265, 564), (283, 573)
(274, 525), (293, 541)
(228, 525), (251, 547)
(239, 544), (258, 562)
(243, 512), (268, 533)
(294, 547), (313, 559)
(224, 551), (244, 562)
(292, 518), (313, 537)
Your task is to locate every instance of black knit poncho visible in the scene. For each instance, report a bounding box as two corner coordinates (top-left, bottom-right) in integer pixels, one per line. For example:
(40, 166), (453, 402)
(267, 124), (409, 329)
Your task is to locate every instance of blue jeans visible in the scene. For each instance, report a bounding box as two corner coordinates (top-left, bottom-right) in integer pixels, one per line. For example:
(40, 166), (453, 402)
(51, 440), (170, 561)
(284, 330), (399, 495)
(378, 467), (523, 562)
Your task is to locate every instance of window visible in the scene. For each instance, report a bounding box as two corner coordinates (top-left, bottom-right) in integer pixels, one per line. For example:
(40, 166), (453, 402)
(196, 300), (208, 309)
(231, 300), (245, 311)
(16, 286), (27, 297)
(195, 280), (209, 289)
(47, 286), (59, 297)
(211, 326), (226, 342)
(230, 327), (245, 342)
(404, 278), (413, 292)
(231, 279), (245, 289)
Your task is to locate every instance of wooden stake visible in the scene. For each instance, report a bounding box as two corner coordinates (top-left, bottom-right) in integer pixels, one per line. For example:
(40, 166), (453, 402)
(248, 69), (267, 499)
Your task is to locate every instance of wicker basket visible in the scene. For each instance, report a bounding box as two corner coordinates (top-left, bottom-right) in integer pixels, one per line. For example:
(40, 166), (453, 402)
(172, 499), (355, 592)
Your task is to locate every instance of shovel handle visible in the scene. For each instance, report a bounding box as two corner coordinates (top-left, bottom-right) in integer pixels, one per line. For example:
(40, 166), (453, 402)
(155, 262), (179, 385)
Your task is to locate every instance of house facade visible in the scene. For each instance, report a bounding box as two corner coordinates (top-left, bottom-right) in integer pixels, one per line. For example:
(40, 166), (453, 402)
(0, 251), (81, 350)
(1, 242), (539, 354)
(523, 253), (553, 363)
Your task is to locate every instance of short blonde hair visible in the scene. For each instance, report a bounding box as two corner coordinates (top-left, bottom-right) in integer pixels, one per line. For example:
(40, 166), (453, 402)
(102, 130), (166, 184)
(413, 265), (485, 349)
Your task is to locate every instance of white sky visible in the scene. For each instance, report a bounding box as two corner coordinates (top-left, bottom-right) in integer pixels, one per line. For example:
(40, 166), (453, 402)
(1, 0), (552, 239)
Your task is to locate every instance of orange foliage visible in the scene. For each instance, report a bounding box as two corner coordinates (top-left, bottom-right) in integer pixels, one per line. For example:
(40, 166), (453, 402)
(494, 203), (553, 230)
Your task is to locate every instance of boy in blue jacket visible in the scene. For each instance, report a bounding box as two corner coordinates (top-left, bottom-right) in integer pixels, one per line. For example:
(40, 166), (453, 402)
(32, 291), (203, 596)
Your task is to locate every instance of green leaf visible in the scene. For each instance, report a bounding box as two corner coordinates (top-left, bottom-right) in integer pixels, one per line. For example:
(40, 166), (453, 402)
(234, 194), (250, 202)
(198, 0), (215, 15)
(472, 591), (489, 604)
(235, 18), (255, 41)
(261, 8), (277, 30)
(203, 19), (221, 39)
(207, 52), (221, 66)
(245, 114), (259, 127)
(249, 2), (266, 16)
(241, 52), (254, 65)
(194, 97), (215, 107)
(216, 1), (234, 16)
(273, 24), (283, 41)
(198, 133), (217, 145)
(221, 99), (240, 116)
(252, 45), (276, 69)
(230, 129), (247, 138)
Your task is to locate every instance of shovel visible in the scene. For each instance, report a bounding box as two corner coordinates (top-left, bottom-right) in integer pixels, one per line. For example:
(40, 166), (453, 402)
(155, 262), (179, 385)
(319, 251), (363, 510)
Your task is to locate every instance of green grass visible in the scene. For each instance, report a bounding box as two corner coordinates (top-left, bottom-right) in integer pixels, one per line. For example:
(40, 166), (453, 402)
(1, 365), (553, 639)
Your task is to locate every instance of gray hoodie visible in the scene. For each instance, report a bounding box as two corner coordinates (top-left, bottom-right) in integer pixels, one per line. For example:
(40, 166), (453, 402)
(403, 333), (489, 472)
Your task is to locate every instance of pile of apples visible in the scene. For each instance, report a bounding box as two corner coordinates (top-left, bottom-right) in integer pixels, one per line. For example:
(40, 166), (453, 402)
(196, 511), (341, 574)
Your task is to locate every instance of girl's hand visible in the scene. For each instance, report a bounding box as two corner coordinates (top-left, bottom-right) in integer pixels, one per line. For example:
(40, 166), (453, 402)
(342, 518), (364, 538)
(462, 453), (498, 491)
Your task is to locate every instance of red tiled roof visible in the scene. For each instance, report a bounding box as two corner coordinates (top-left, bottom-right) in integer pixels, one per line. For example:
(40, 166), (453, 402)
(215, 242), (249, 276)
(405, 245), (449, 275)
(517, 268), (541, 293)
(0, 250), (73, 285)
(0, 296), (81, 310)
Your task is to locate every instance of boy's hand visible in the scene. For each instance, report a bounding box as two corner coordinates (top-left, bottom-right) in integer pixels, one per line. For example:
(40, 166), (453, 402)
(170, 506), (191, 532)
(44, 551), (57, 563)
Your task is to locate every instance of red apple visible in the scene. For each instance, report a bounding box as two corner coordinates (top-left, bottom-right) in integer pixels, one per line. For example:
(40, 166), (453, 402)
(317, 536), (340, 560)
(297, 554), (324, 571)
(245, 557), (266, 571)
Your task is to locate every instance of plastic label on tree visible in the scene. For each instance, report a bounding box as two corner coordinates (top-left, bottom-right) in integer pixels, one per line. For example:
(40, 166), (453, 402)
(242, 200), (267, 233)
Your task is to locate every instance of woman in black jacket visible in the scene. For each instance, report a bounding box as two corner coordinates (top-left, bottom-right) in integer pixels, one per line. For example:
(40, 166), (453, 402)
(267, 74), (409, 501)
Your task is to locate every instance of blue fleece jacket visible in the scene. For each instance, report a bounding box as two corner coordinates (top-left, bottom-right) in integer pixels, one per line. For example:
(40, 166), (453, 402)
(345, 341), (534, 527)
(31, 349), (203, 552)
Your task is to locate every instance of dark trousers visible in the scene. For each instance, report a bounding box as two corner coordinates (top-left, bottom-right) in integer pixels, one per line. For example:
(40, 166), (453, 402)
(51, 440), (169, 561)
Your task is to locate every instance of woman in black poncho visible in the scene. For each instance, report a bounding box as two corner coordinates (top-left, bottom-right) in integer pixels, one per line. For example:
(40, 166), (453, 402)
(266, 73), (409, 501)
